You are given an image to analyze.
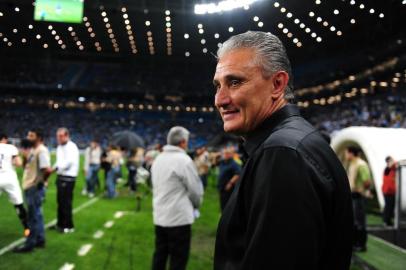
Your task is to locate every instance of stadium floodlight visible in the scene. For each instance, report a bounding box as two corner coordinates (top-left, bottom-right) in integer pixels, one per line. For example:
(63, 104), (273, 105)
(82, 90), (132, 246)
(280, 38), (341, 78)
(194, 0), (261, 15)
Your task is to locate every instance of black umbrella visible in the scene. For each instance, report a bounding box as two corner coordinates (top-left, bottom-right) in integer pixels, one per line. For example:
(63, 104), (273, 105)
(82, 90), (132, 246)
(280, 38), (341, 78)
(111, 131), (145, 150)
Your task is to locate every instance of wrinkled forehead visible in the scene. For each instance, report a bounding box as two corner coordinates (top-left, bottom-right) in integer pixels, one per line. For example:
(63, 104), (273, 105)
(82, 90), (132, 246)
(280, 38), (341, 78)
(214, 48), (259, 78)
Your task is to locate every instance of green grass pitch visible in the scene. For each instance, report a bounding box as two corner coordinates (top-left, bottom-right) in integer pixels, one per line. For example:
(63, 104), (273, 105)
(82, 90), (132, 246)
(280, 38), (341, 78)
(0, 155), (405, 269)
(34, 0), (83, 23)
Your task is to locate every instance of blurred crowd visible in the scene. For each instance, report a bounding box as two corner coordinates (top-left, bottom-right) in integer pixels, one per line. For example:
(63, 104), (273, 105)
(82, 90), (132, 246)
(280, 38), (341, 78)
(306, 93), (406, 134)
(2, 91), (406, 150)
(0, 106), (221, 149)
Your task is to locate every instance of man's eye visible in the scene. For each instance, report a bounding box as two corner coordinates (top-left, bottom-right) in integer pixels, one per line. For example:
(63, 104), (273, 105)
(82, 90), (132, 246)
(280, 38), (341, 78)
(230, 79), (240, 86)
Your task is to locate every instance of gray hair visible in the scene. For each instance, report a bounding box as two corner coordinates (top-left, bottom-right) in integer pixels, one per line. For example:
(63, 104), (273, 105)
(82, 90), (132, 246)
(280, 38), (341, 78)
(167, 126), (190, 146)
(57, 127), (70, 137)
(217, 31), (294, 101)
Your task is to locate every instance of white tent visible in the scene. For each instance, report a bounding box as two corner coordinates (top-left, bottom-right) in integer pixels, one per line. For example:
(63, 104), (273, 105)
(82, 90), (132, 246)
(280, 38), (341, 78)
(331, 127), (406, 211)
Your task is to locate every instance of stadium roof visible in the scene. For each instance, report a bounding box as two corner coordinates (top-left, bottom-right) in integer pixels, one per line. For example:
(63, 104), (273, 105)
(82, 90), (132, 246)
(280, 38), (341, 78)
(0, 0), (405, 65)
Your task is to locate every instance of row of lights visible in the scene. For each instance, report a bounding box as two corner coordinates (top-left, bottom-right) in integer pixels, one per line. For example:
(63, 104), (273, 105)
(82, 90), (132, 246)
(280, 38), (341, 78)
(38, 99), (217, 113)
(165, 10), (172, 55)
(308, 11), (343, 37)
(198, 23), (209, 54)
(254, 14), (302, 47)
(185, 23), (205, 57)
(0, 32), (12, 47)
(274, 2), (322, 43)
(252, 16), (264, 28)
(348, 0), (385, 18)
(0, 8), (15, 47)
(297, 73), (404, 108)
(48, 24), (66, 50)
(0, 97), (209, 113)
(101, 9), (120, 52)
(296, 57), (398, 96)
(277, 23), (303, 47)
(297, 68), (406, 108)
(67, 26), (84, 51)
(144, 18), (155, 55)
(84, 17), (102, 52)
(121, 7), (137, 54)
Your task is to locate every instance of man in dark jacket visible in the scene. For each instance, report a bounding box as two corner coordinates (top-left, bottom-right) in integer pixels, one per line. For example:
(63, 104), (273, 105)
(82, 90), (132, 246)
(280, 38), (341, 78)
(212, 31), (353, 270)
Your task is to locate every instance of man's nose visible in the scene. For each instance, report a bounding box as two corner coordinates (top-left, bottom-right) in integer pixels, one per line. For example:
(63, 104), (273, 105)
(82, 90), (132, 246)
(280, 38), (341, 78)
(215, 87), (231, 108)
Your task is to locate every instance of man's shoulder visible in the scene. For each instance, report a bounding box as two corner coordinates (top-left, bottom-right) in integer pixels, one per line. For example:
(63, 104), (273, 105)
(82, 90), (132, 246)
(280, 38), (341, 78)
(155, 150), (191, 163)
(38, 144), (50, 153)
(263, 116), (318, 151)
(68, 140), (79, 150)
(0, 143), (18, 154)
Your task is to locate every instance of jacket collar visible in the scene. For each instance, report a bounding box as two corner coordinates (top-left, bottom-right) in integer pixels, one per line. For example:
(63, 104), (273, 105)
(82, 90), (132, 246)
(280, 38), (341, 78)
(243, 104), (301, 157)
(163, 145), (186, 153)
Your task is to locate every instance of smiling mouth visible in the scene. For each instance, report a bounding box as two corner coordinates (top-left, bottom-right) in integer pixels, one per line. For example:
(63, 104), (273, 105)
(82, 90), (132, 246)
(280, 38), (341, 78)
(222, 109), (240, 120)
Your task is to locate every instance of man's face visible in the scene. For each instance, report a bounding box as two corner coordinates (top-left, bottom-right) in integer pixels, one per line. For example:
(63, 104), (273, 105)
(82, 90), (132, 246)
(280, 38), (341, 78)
(91, 141), (97, 148)
(387, 157), (394, 167)
(196, 147), (205, 155)
(57, 131), (68, 145)
(345, 150), (354, 161)
(214, 48), (279, 134)
(27, 131), (38, 144)
(222, 148), (233, 160)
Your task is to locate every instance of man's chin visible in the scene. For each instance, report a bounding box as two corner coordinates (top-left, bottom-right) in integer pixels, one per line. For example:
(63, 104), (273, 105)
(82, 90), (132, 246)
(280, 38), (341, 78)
(223, 121), (244, 134)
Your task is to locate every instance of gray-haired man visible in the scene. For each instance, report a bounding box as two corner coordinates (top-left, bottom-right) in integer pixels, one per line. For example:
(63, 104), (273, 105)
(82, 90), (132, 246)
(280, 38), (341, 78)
(151, 126), (204, 270)
(213, 31), (353, 270)
(53, 127), (79, 233)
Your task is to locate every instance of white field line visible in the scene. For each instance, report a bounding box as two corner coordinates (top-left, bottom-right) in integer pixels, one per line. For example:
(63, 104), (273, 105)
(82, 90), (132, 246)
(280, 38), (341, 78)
(369, 234), (406, 255)
(59, 263), (75, 270)
(77, 244), (93, 256)
(0, 197), (99, 256)
(93, 230), (104, 239)
(104, 220), (114, 228)
(114, 211), (124, 219)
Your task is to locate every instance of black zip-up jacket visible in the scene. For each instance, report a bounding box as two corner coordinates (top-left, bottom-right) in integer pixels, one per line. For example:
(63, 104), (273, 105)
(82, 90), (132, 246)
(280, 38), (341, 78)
(214, 104), (353, 270)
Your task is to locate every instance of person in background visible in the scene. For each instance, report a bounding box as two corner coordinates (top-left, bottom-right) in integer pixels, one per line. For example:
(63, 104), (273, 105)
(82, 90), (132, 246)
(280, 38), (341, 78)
(345, 146), (372, 252)
(14, 128), (51, 253)
(382, 156), (397, 226)
(145, 143), (162, 171)
(100, 146), (112, 190)
(105, 145), (122, 198)
(194, 145), (210, 189)
(217, 146), (241, 211)
(145, 143), (163, 188)
(83, 139), (102, 198)
(53, 127), (80, 233)
(151, 126), (204, 270)
(0, 133), (30, 237)
(126, 148), (138, 193)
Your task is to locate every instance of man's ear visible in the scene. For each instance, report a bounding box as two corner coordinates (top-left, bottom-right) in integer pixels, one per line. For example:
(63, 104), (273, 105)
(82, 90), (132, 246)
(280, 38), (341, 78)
(271, 71), (289, 100)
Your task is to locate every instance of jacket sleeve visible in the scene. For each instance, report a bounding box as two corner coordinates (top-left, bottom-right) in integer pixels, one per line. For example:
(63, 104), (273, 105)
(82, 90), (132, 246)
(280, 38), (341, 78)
(182, 159), (204, 209)
(241, 147), (323, 269)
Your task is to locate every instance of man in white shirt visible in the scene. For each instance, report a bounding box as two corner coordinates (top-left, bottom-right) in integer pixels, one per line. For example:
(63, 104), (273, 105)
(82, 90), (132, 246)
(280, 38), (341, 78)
(0, 133), (29, 237)
(83, 139), (102, 198)
(151, 126), (204, 270)
(53, 127), (79, 233)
